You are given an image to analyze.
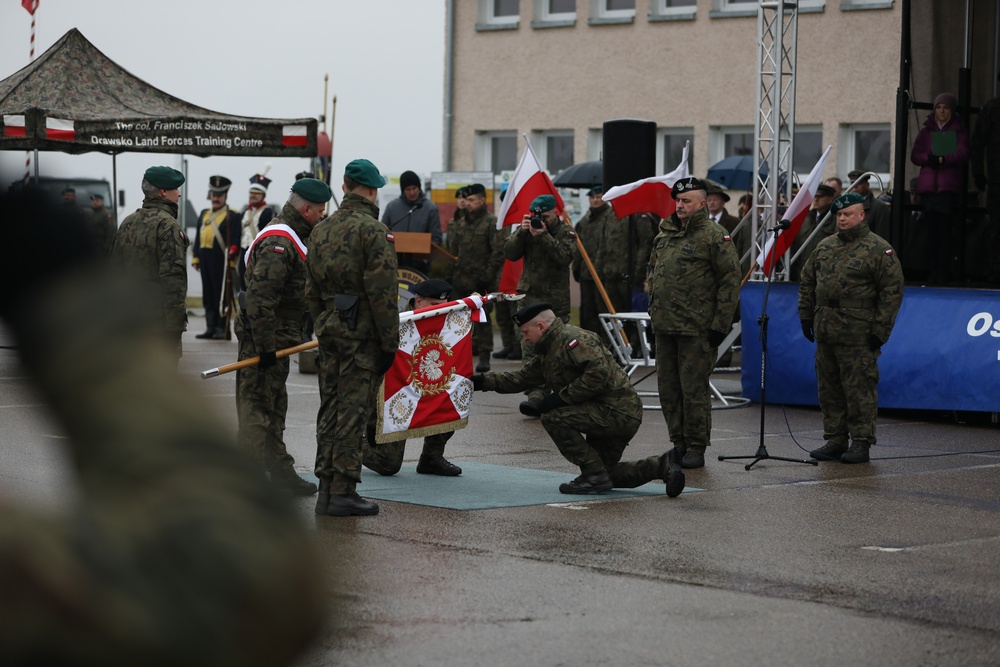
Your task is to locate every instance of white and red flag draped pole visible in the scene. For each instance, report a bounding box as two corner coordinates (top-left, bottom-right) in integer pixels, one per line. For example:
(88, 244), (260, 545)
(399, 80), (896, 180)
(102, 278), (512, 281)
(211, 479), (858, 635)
(602, 142), (690, 220)
(493, 136), (564, 293)
(756, 145), (833, 276)
(22, 0), (39, 183)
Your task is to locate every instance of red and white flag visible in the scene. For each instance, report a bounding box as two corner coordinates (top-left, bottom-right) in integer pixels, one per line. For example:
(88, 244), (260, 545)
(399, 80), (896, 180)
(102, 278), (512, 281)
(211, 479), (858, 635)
(603, 143), (690, 220)
(281, 124), (308, 147)
(22, 0), (39, 15)
(376, 296), (486, 443)
(3, 114), (26, 137)
(757, 145), (833, 276)
(494, 138), (564, 293)
(45, 117), (75, 141)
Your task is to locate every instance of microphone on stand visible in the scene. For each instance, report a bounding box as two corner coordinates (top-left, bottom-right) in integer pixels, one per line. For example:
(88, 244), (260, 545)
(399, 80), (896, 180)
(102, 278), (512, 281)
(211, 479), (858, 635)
(769, 219), (791, 232)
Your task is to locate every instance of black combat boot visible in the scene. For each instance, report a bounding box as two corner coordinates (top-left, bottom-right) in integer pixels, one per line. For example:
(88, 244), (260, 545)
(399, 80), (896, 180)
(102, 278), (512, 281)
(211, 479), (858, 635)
(314, 478), (330, 515)
(840, 441), (870, 464)
(195, 329), (215, 339)
(475, 352), (491, 372)
(809, 441), (848, 461)
(659, 448), (686, 498)
(680, 448), (706, 469)
(558, 471), (613, 494)
(326, 492), (380, 516)
(272, 469), (318, 496)
(416, 454), (462, 476)
(507, 346), (522, 360)
(519, 397), (542, 418)
(492, 346), (512, 359)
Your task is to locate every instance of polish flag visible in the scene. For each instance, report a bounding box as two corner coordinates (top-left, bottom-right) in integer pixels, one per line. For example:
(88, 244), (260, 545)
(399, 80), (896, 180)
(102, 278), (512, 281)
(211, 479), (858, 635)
(494, 138), (564, 293)
(3, 115), (26, 137)
(757, 145), (833, 276)
(281, 125), (308, 147)
(602, 143), (690, 220)
(45, 117), (75, 141)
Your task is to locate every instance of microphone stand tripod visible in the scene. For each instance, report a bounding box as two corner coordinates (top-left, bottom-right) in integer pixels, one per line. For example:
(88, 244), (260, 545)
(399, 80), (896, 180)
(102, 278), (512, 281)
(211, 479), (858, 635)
(719, 222), (818, 471)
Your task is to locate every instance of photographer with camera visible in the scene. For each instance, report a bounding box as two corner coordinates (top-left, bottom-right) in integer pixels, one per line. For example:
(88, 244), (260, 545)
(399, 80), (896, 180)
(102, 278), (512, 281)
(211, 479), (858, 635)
(502, 194), (575, 416)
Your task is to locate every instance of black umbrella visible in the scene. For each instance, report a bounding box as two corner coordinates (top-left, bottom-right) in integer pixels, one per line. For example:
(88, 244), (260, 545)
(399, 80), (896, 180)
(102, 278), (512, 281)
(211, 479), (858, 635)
(552, 160), (602, 188)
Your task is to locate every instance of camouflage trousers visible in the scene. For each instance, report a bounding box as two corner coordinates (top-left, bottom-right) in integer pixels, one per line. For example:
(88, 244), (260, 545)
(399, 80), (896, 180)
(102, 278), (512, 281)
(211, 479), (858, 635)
(654, 333), (716, 452)
(363, 431), (455, 476)
(815, 342), (880, 446)
(235, 319), (298, 475)
(493, 298), (518, 350)
(540, 399), (661, 487)
(314, 336), (382, 494)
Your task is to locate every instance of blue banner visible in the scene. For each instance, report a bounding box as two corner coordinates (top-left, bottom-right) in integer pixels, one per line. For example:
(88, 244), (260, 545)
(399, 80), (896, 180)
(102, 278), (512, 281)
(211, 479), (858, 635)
(740, 282), (1000, 412)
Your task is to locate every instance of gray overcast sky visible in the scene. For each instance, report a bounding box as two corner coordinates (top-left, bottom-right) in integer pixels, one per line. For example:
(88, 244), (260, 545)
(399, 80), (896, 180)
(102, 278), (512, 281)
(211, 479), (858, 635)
(0, 0), (445, 212)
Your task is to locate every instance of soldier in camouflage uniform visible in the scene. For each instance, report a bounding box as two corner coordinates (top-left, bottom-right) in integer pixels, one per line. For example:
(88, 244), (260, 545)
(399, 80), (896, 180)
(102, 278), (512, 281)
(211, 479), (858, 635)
(86, 192), (117, 256)
(503, 194), (575, 416)
(236, 178), (332, 496)
(798, 193), (904, 464)
(648, 177), (742, 469)
(306, 159), (399, 517)
(471, 303), (685, 497)
(0, 189), (324, 666)
(111, 166), (188, 363)
(445, 183), (504, 372)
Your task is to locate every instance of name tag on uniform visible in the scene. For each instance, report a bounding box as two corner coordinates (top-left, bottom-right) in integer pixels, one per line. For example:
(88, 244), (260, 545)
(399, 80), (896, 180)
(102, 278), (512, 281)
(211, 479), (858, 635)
(848, 258), (863, 270)
(682, 244), (695, 255)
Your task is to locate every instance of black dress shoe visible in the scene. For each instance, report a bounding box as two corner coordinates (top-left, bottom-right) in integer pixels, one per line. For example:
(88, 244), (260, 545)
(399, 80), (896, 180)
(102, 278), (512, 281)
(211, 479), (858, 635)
(659, 448), (685, 498)
(325, 492), (379, 516)
(211, 328), (228, 340)
(519, 398), (542, 418)
(559, 471), (613, 494)
(492, 347), (512, 359)
(195, 330), (214, 339)
(416, 454), (462, 476)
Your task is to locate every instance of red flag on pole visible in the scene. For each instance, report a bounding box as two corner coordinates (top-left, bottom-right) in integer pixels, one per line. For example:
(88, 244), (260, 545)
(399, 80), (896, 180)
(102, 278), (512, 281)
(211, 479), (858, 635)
(602, 143), (690, 220)
(756, 145), (833, 276)
(494, 137), (564, 293)
(22, 0), (39, 15)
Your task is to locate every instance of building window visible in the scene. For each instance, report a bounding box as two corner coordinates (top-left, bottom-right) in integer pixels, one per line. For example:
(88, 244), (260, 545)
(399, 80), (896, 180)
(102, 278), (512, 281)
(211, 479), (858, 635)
(587, 128), (603, 161)
(531, 130), (575, 173)
(840, 0), (893, 10)
(649, 0), (697, 21)
(658, 129), (694, 174)
(475, 131), (518, 174)
(533, 0), (576, 27)
(589, 0), (635, 24)
(841, 124), (891, 186)
(477, 0), (520, 30)
(708, 126), (753, 171)
(711, 0), (824, 17)
(792, 127), (823, 176)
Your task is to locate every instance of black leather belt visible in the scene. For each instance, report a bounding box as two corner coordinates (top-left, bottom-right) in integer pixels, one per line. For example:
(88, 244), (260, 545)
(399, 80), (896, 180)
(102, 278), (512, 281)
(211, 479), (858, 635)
(821, 298), (874, 308)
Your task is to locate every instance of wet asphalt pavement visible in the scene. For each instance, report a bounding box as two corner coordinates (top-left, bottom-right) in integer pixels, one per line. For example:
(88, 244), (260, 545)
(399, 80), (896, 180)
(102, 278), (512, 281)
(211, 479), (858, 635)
(3, 315), (1000, 666)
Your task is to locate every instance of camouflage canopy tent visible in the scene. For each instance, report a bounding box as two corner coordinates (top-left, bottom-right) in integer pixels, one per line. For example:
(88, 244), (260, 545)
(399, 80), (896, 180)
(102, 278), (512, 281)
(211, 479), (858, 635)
(0, 28), (317, 159)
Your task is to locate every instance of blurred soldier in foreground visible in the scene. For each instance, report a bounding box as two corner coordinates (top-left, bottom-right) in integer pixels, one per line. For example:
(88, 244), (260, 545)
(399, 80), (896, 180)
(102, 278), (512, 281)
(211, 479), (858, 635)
(86, 192), (116, 256)
(111, 166), (188, 363)
(0, 189), (324, 666)
(364, 278), (464, 477)
(471, 303), (685, 497)
(237, 178), (332, 496)
(307, 159), (399, 517)
(647, 177), (741, 469)
(798, 193), (904, 464)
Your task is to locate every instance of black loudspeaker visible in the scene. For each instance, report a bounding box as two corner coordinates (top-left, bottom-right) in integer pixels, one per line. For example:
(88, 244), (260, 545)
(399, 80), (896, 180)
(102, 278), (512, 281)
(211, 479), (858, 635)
(602, 118), (657, 189)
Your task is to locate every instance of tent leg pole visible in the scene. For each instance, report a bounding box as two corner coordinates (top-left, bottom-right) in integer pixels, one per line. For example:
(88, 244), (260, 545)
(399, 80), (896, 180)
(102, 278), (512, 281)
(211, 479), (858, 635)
(33, 149), (39, 183)
(112, 152), (118, 219)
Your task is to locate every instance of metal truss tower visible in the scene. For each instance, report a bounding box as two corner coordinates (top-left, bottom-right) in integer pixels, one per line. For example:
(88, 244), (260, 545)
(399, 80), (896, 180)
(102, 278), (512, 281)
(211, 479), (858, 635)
(751, 1), (799, 280)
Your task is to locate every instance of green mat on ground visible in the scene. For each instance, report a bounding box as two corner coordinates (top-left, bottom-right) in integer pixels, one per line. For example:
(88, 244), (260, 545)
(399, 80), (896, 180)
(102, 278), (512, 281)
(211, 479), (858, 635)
(306, 462), (701, 510)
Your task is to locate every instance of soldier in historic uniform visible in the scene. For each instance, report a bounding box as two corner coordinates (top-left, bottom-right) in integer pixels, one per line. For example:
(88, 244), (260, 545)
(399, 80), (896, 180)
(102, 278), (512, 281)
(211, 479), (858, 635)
(798, 193), (904, 464)
(306, 159), (399, 517)
(648, 177), (742, 469)
(445, 183), (504, 372)
(503, 194), (575, 416)
(111, 166), (189, 362)
(237, 173), (275, 289)
(86, 192), (116, 256)
(471, 303), (685, 497)
(236, 178), (332, 496)
(193, 175), (241, 339)
(363, 278), (464, 477)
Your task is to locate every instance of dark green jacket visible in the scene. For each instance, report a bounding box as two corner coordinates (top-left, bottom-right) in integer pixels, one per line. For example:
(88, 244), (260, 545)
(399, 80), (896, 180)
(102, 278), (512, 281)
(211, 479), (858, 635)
(503, 219), (575, 318)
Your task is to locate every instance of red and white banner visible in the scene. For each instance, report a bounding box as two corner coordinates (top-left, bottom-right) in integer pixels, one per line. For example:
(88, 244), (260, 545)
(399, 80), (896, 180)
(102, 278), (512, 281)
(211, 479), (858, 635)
(281, 124), (308, 147)
(3, 114), (26, 137)
(22, 0), (39, 15)
(757, 144), (833, 276)
(376, 296), (484, 443)
(603, 143), (690, 220)
(45, 117), (75, 141)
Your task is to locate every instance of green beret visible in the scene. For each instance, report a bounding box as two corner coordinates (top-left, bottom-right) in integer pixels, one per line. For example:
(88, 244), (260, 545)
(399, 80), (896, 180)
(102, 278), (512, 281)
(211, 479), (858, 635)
(291, 177), (332, 204)
(144, 166), (185, 190)
(513, 302), (553, 326)
(587, 185), (604, 197)
(345, 158), (386, 188)
(831, 192), (865, 213)
(530, 195), (556, 213)
(90, 192), (104, 200)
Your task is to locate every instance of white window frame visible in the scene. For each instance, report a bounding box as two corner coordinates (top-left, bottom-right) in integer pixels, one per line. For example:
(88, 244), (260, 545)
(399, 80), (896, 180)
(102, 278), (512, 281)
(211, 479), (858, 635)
(838, 123), (892, 190)
(534, 0), (576, 25)
(531, 129), (575, 174)
(656, 127), (694, 174)
(475, 130), (518, 173)
(477, 0), (520, 30)
(711, 0), (824, 18)
(709, 125), (755, 166)
(587, 128), (603, 161)
(791, 124), (824, 177)
(589, 0), (636, 24)
(840, 0), (893, 10)
(649, 0), (697, 22)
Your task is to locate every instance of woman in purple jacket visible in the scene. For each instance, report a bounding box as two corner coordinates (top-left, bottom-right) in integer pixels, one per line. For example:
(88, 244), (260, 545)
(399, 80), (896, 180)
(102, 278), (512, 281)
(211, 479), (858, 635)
(910, 92), (970, 284)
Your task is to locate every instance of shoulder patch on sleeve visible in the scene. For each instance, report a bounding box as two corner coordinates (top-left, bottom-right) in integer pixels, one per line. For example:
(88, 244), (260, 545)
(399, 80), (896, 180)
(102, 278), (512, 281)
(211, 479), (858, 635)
(884, 248), (893, 256)
(568, 339), (579, 349)
(386, 232), (395, 243)
(723, 234), (732, 242)
(568, 230), (576, 238)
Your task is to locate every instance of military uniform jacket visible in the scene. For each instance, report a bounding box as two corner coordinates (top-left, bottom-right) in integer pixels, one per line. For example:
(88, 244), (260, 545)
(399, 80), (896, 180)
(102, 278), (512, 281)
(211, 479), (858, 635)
(790, 207), (833, 280)
(86, 206), (117, 256)
(241, 204), (275, 248)
(503, 219), (575, 317)
(862, 192), (891, 241)
(244, 203), (313, 353)
(112, 195), (188, 333)
(305, 192), (399, 355)
(573, 203), (646, 284)
(482, 318), (642, 420)
(445, 205), (503, 292)
(193, 206), (240, 264)
(648, 207), (742, 336)
(798, 222), (903, 346)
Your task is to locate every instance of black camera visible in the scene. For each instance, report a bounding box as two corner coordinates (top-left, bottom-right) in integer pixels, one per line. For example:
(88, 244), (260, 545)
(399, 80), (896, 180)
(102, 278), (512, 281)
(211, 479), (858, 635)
(529, 214), (544, 229)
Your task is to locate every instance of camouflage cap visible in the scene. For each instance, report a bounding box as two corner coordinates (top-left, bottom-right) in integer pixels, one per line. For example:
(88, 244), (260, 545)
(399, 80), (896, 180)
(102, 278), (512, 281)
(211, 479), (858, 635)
(144, 166), (185, 190)
(671, 177), (707, 200)
(831, 192), (865, 213)
(345, 158), (386, 189)
(513, 302), (553, 326)
(412, 279), (453, 301)
(291, 178), (333, 204)
(529, 195), (556, 213)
